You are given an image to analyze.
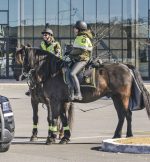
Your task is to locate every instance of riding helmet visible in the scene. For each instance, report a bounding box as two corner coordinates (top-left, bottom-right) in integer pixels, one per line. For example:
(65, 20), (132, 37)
(74, 20), (87, 30)
(41, 28), (53, 35)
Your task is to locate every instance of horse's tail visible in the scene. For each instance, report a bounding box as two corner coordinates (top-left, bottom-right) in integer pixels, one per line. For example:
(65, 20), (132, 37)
(68, 102), (74, 131)
(126, 64), (150, 119)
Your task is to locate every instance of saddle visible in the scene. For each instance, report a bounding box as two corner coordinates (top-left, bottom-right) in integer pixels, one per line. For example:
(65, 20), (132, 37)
(62, 61), (96, 89)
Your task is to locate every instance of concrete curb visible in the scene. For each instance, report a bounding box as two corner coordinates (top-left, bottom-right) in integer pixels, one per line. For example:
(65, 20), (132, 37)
(102, 138), (150, 154)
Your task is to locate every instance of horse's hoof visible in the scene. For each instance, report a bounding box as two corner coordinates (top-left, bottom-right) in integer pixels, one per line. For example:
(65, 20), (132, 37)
(30, 135), (38, 142)
(112, 135), (121, 139)
(126, 134), (133, 138)
(59, 133), (64, 140)
(59, 137), (70, 144)
(46, 137), (56, 145)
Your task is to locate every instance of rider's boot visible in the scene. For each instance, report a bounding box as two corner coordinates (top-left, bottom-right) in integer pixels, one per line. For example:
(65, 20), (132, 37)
(25, 89), (30, 96)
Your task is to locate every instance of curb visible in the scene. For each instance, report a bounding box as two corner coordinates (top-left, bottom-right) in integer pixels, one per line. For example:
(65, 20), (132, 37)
(102, 138), (150, 154)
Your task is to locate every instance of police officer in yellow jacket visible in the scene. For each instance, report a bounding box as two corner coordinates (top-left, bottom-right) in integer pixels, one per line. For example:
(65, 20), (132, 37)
(25, 25), (62, 96)
(41, 26), (62, 58)
(69, 20), (93, 100)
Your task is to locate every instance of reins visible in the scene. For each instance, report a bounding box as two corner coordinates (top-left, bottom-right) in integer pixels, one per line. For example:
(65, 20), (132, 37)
(79, 102), (113, 112)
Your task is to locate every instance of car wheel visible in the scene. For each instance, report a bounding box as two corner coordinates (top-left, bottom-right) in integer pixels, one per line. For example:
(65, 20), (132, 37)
(0, 142), (11, 152)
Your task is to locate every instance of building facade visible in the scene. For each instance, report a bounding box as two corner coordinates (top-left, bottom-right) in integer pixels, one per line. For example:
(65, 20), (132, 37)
(0, 0), (150, 79)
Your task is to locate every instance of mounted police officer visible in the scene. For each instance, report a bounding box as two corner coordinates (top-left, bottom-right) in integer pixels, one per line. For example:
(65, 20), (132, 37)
(69, 20), (93, 100)
(40, 24), (62, 58)
(25, 24), (62, 96)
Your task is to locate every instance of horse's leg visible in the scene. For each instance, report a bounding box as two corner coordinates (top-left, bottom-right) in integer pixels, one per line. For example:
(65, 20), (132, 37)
(59, 102), (73, 144)
(125, 109), (133, 137)
(112, 95), (126, 138)
(45, 98), (57, 145)
(120, 94), (133, 137)
(30, 98), (39, 141)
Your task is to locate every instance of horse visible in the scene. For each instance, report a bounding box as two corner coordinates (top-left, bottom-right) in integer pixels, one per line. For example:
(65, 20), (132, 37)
(15, 46), (74, 144)
(14, 45), (150, 143)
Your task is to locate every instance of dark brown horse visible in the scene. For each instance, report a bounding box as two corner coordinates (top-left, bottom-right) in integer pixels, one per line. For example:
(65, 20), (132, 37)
(14, 46), (150, 144)
(15, 46), (74, 144)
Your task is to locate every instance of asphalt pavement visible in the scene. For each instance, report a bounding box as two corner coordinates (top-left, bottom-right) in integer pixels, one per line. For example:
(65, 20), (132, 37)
(0, 80), (150, 162)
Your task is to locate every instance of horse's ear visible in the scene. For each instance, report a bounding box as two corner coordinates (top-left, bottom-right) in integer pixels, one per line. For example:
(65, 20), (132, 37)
(27, 43), (31, 47)
(16, 46), (21, 51)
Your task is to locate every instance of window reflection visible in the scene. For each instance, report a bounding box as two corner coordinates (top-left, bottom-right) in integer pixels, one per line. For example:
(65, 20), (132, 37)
(97, 0), (109, 23)
(9, 0), (19, 27)
(71, 0), (83, 24)
(0, 0), (149, 78)
(71, 0), (83, 38)
(84, 0), (96, 24)
(20, 0), (33, 45)
(59, 0), (70, 37)
(34, 0), (45, 37)
(0, 0), (8, 10)
(46, 0), (58, 37)
(0, 12), (8, 24)
(110, 0), (122, 23)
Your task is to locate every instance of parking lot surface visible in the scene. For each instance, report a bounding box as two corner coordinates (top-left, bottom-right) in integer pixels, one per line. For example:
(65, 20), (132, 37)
(0, 82), (150, 162)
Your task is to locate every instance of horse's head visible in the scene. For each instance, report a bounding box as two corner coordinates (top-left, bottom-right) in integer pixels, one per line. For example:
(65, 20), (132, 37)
(14, 44), (33, 80)
(13, 45), (26, 81)
(15, 46), (25, 65)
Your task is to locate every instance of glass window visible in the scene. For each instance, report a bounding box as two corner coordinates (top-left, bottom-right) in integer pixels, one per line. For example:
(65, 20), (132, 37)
(110, 39), (122, 49)
(46, 0), (58, 37)
(34, 0), (45, 37)
(97, 0), (109, 43)
(20, 0), (33, 39)
(97, 39), (109, 50)
(110, 0), (122, 38)
(97, 0), (109, 23)
(110, 0), (122, 23)
(138, 39), (149, 77)
(84, 0), (96, 24)
(97, 49), (110, 62)
(9, 0), (19, 27)
(34, 38), (42, 48)
(111, 50), (123, 62)
(123, 0), (136, 39)
(71, 0), (83, 38)
(0, 0), (8, 10)
(0, 12), (8, 24)
(71, 0), (83, 24)
(59, 0), (70, 38)
(136, 0), (148, 38)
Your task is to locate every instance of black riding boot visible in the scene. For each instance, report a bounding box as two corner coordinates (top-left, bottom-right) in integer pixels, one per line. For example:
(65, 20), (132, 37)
(71, 75), (82, 100)
(25, 89), (30, 96)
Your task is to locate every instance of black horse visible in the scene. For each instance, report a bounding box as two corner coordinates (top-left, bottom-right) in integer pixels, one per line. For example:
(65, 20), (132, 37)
(14, 46), (150, 143)
(15, 46), (74, 144)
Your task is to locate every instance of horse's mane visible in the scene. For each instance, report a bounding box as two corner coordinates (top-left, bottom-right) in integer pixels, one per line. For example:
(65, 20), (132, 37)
(30, 48), (63, 82)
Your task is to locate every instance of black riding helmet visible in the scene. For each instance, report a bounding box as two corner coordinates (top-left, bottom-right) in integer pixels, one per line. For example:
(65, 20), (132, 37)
(74, 20), (87, 30)
(41, 28), (53, 36)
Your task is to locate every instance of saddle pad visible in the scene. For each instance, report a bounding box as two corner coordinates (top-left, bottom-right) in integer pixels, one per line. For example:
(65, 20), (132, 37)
(62, 67), (96, 89)
(80, 67), (96, 88)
